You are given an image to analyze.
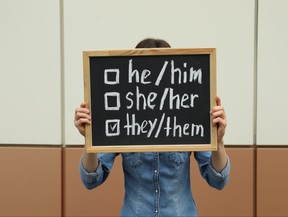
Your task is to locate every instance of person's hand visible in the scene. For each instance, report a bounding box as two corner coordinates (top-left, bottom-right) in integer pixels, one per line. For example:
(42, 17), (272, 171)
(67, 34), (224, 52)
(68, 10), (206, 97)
(74, 102), (91, 136)
(210, 96), (227, 143)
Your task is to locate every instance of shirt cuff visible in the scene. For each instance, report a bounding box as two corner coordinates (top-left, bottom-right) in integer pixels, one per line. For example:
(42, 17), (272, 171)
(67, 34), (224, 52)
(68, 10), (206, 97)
(208, 156), (230, 181)
(79, 157), (102, 184)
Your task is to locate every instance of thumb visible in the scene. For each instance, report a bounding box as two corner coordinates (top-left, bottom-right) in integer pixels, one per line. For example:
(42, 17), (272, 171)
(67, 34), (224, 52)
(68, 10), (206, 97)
(216, 96), (222, 106)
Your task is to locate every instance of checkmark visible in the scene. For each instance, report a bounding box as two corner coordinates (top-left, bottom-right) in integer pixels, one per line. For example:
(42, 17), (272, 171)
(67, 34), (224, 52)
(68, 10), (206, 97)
(110, 122), (118, 131)
(105, 119), (120, 137)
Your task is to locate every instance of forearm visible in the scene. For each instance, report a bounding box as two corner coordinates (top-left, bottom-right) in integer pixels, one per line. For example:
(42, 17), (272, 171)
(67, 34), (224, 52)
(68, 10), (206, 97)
(81, 148), (98, 173)
(211, 139), (228, 173)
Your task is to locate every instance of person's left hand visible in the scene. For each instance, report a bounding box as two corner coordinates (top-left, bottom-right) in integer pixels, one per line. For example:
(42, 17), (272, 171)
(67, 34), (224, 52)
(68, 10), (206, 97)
(210, 96), (227, 143)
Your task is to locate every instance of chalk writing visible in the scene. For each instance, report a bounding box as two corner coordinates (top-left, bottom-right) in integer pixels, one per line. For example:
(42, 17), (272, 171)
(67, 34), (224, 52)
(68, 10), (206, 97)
(103, 58), (204, 138)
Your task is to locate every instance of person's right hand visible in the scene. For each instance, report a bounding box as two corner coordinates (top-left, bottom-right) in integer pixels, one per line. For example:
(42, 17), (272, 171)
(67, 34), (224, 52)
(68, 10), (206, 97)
(74, 102), (91, 136)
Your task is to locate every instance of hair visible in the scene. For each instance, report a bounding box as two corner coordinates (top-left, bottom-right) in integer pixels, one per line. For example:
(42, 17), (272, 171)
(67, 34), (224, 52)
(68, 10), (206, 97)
(135, 38), (171, 48)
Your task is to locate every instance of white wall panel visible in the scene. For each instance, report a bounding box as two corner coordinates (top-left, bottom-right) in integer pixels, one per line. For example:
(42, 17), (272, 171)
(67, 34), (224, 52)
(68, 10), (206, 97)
(64, 0), (255, 145)
(0, 0), (61, 144)
(257, 0), (288, 145)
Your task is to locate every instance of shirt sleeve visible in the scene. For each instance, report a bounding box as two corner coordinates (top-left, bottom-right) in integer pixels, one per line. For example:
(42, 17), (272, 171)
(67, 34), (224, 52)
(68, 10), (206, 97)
(79, 153), (118, 190)
(194, 151), (230, 190)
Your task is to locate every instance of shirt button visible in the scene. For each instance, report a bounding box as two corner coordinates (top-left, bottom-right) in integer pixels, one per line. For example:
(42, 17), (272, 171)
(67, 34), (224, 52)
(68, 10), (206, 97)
(154, 170), (158, 173)
(155, 190), (158, 193)
(155, 210), (158, 213)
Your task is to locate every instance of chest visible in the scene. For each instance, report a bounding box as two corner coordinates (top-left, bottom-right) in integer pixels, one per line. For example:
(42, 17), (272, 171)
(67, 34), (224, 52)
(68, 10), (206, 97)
(121, 152), (191, 180)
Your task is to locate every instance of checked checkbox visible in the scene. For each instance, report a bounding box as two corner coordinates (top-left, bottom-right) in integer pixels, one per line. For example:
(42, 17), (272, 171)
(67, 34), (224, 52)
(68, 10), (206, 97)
(105, 119), (120, 137)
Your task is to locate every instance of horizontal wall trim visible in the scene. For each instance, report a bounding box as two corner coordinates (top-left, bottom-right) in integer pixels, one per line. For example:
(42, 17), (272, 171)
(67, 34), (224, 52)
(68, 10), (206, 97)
(0, 144), (62, 148)
(0, 144), (287, 149)
(65, 145), (84, 148)
(255, 145), (288, 148)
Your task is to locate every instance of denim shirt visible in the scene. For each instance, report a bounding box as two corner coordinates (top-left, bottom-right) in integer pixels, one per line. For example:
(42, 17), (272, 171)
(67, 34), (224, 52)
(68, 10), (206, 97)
(80, 151), (230, 217)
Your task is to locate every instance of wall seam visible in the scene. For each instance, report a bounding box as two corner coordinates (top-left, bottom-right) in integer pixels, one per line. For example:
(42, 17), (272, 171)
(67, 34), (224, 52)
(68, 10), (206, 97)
(254, 0), (259, 216)
(59, 0), (65, 216)
(254, 0), (259, 145)
(60, 0), (65, 147)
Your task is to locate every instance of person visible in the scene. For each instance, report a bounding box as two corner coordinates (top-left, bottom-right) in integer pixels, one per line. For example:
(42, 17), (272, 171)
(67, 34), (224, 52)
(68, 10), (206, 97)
(74, 38), (230, 217)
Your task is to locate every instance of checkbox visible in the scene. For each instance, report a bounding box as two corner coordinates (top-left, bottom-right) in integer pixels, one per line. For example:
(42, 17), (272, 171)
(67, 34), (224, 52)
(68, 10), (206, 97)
(105, 119), (120, 136)
(104, 69), (120, 85)
(104, 92), (121, 110)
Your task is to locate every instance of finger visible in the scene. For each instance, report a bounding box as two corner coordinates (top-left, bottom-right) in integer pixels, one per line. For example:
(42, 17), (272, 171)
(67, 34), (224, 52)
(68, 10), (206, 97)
(211, 110), (225, 119)
(211, 96), (224, 113)
(80, 102), (88, 108)
(75, 111), (91, 120)
(212, 116), (226, 124)
(212, 115), (227, 126)
(75, 107), (90, 113)
(74, 117), (91, 127)
(210, 104), (225, 112)
(74, 108), (90, 119)
(210, 105), (224, 114)
(76, 118), (91, 125)
(216, 96), (222, 106)
(75, 107), (90, 116)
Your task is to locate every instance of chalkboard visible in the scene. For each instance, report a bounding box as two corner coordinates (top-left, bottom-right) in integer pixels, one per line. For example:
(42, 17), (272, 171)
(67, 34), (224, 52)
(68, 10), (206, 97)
(83, 48), (217, 153)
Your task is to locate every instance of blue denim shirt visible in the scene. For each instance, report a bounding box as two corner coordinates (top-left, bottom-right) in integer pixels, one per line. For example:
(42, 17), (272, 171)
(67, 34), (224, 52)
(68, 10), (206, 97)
(80, 151), (230, 217)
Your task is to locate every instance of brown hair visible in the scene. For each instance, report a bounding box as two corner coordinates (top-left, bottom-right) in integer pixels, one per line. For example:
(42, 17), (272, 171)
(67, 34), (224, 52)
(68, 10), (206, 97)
(135, 38), (171, 48)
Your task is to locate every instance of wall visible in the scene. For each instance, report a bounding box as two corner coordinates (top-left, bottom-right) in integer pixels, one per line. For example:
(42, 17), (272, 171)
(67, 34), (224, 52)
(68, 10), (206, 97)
(256, 1), (288, 216)
(0, 0), (287, 216)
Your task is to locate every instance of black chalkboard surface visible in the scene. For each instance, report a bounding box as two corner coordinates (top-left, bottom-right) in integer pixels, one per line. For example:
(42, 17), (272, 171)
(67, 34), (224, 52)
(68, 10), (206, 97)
(83, 48), (217, 153)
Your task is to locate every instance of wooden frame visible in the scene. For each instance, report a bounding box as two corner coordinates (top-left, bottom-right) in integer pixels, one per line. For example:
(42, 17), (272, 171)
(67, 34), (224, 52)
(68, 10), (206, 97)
(83, 48), (217, 153)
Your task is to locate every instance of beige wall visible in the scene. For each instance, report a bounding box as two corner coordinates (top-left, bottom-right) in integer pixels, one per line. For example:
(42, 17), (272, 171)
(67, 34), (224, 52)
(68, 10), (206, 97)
(1, 0), (288, 216)
(0, 0), (61, 145)
(257, 0), (288, 145)
(63, 0), (255, 146)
